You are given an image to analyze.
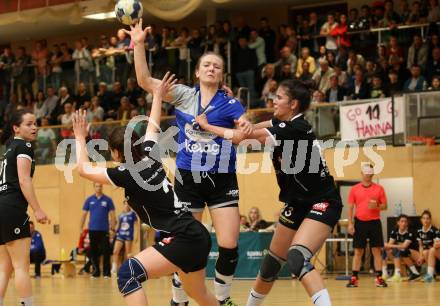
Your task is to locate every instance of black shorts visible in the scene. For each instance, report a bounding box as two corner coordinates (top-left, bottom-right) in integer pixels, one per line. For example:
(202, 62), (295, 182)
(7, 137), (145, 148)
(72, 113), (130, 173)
(153, 221), (211, 273)
(278, 189), (343, 231)
(0, 213), (31, 245)
(174, 169), (239, 213)
(353, 218), (384, 248)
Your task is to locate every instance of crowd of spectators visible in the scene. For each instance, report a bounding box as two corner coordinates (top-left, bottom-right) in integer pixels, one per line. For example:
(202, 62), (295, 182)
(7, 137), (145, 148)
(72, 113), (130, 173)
(1, 0), (440, 149)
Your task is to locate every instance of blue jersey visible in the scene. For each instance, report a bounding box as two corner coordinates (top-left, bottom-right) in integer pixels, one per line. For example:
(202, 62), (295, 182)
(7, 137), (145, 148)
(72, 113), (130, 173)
(116, 211), (137, 241)
(170, 85), (245, 173)
(83, 194), (115, 231)
(30, 230), (45, 256)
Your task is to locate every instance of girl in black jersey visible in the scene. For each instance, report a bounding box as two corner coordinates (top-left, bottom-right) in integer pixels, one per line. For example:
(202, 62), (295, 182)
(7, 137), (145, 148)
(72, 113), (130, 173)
(0, 109), (50, 306)
(72, 72), (219, 306)
(196, 79), (342, 306)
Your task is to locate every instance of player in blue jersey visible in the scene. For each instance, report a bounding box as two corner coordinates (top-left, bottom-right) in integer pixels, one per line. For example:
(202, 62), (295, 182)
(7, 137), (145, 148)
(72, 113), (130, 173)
(111, 201), (138, 274)
(125, 20), (251, 306)
(196, 79), (343, 306)
(72, 72), (219, 306)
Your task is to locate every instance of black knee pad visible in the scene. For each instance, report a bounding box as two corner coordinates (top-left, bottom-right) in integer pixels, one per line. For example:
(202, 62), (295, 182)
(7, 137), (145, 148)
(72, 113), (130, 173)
(258, 251), (286, 282)
(287, 245), (314, 280)
(215, 246), (239, 276)
(117, 258), (148, 296)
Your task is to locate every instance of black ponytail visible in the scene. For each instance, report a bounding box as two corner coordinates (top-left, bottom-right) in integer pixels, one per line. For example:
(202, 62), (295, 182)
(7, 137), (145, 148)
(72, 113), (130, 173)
(279, 79), (313, 112)
(0, 109), (33, 146)
(108, 126), (144, 164)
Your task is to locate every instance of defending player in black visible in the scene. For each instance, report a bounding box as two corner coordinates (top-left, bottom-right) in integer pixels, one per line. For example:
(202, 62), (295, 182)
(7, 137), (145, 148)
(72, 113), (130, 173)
(0, 109), (50, 306)
(196, 79), (343, 306)
(72, 72), (219, 306)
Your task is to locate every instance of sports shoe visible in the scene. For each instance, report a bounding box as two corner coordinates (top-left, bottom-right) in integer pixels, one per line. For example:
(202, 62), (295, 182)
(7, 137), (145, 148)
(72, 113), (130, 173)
(346, 276), (359, 288)
(390, 274), (402, 282)
(408, 272), (421, 281)
(423, 274), (434, 283)
(169, 300), (189, 306)
(220, 297), (238, 306)
(375, 276), (388, 287)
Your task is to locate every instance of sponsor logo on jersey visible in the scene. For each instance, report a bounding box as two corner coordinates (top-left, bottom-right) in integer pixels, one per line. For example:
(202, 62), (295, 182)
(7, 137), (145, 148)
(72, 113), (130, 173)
(184, 123), (217, 142)
(26, 142), (31, 148)
(229, 99), (237, 104)
(184, 139), (220, 154)
(312, 202), (329, 212)
(279, 123), (286, 128)
(118, 166), (126, 171)
(226, 189), (239, 197)
(101, 201), (107, 207)
(14, 228), (21, 235)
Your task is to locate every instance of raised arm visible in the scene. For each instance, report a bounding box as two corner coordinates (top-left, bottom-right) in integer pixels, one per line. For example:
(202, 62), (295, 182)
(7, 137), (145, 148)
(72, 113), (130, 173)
(123, 19), (174, 102)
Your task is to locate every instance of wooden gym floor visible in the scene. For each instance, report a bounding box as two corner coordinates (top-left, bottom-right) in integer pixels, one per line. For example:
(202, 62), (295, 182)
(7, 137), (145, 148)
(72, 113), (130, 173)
(2, 275), (438, 305)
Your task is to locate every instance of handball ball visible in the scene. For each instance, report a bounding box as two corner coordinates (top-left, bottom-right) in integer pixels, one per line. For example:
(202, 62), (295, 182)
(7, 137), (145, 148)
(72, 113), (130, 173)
(115, 0), (143, 25)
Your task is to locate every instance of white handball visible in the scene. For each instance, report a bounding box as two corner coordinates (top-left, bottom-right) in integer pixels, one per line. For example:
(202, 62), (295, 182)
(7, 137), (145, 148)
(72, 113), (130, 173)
(115, 0), (143, 25)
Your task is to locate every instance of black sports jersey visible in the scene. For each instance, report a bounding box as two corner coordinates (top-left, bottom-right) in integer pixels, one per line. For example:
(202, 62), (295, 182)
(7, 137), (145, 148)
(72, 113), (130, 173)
(389, 229), (415, 246)
(266, 114), (335, 203)
(417, 226), (438, 249)
(0, 138), (35, 215)
(106, 140), (194, 235)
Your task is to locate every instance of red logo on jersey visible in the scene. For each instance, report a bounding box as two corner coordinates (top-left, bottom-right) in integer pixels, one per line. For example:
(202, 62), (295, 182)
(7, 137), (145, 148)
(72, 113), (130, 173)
(161, 237), (174, 245)
(312, 202), (329, 212)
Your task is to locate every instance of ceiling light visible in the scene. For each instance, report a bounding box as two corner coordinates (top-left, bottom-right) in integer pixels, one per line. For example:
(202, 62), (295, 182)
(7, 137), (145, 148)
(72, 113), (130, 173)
(83, 11), (116, 20)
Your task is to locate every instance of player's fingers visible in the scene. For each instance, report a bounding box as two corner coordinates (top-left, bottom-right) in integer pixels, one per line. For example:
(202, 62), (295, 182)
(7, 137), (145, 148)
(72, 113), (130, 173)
(122, 29), (131, 36)
(139, 18), (143, 29)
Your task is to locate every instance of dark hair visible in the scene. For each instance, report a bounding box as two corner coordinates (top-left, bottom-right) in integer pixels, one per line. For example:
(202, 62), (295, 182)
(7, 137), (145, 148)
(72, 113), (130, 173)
(278, 79), (312, 113)
(108, 126), (144, 164)
(0, 109), (34, 145)
(421, 210), (432, 219)
(398, 214), (409, 221)
(29, 221), (34, 225)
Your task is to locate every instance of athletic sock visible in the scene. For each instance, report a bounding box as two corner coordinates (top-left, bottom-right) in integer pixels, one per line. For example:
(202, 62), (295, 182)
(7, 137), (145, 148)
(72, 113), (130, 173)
(382, 266), (388, 277)
(427, 266), (435, 276)
(111, 262), (116, 272)
(20, 297), (34, 306)
(246, 288), (266, 306)
(214, 271), (233, 301)
(394, 268), (401, 276)
(409, 265), (419, 275)
(311, 288), (331, 306)
(352, 270), (359, 278)
(171, 273), (189, 303)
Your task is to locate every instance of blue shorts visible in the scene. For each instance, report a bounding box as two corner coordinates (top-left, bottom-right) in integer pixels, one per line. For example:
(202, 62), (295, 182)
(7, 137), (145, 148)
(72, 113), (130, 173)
(116, 231), (134, 242)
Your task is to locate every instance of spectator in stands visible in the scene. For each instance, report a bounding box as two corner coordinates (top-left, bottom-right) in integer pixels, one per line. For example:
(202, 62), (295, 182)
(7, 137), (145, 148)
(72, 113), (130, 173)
(72, 40), (93, 86)
(125, 77), (142, 105)
(33, 90), (46, 123)
(234, 36), (258, 105)
(428, 0), (440, 22)
(298, 61), (314, 83)
(372, 3), (385, 27)
(29, 221), (46, 278)
(278, 63), (294, 82)
(135, 95), (148, 116)
(406, 0), (424, 24)
(347, 163), (388, 288)
(347, 49), (366, 75)
(348, 69), (371, 100)
(308, 12), (322, 56)
(172, 27), (191, 79)
(313, 58), (334, 93)
(116, 96), (133, 121)
(387, 69), (403, 95)
(370, 75), (387, 98)
(41, 86), (58, 119)
(49, 44), (63, 90)
(0, 46), (14, 104)
(188, 29), (204, 72)
(429, 75), (440, 90)
(327, 51), (336, 68)
(76, 82), (91, 109)
(249, 29), (267, 71)
(334, 64), (348, 88)
(331, 13), (351, 48)
(60, 101), (74, 138)
(383, 0), (402, 24)
(426, 47), (440, 82)
(86, 96), (104, 122)
(284, 26), (298, 52)
(312, 90), (326, 103)
(404, 64), (428, 91)
(261, 79), (277, 107)
(77, 228), (92, 274)
(326, 74), (346, 102)
(258, 63), (276, 96)
(115, 29), (131, 83)
(365, 61), (376, 84)
(387, 36), (404, 64)
(384, 214), (421, 281)
(259, 17), (276, 62)
(296, 47), (316, 77)
(51, 86), (73, 124)
(407, 34), (428, 72)
(12, 46), (33, 102)
(398, 0), (411, 21)
(60, 42), (74, 91)
(247, 207), (269, 232)
(35, 117), (56, 164)
(31, 40), (49, 92)
(106, 81), (124, 119)
(320, 13), (338, 52)
(239, 215), (249, 231)
(274, 46), (297, 76)
(79, 183), (116, 278)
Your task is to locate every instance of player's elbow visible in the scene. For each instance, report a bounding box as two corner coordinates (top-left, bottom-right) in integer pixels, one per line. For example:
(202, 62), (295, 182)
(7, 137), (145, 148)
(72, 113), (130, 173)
(139, 77), (154, 93)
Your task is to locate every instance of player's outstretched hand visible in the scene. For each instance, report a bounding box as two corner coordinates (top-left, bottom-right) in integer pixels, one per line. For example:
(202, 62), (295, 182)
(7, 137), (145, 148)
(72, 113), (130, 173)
(72, 110), (89, 139)
(154, 71), (177, 100)
(34, 208), (51, 225)
(122, 18), (149, 45)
